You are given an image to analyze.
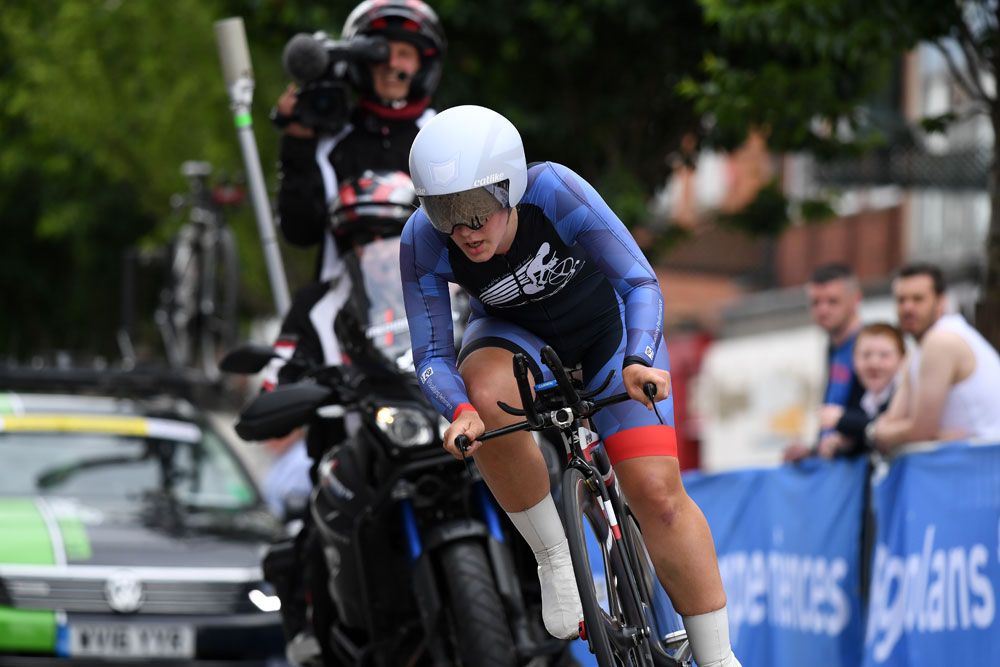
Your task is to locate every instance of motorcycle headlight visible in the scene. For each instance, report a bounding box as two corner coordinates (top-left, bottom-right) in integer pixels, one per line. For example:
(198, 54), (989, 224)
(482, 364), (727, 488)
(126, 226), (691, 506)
(248, 582), (281, 612)
(375, 407), (434, 448)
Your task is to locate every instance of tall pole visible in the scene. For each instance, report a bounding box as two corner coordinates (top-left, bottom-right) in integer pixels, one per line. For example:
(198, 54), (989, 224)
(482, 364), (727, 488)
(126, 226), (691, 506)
(214, 17), (291, 317)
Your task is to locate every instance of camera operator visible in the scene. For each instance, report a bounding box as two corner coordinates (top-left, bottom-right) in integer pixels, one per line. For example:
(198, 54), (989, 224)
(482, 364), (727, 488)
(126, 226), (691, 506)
(260, 6), (445, 663)
(273, 0), (446, 283)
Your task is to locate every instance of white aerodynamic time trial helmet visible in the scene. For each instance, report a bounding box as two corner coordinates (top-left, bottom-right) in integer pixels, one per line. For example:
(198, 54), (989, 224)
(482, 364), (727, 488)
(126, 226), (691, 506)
(408, 105), (527, 235)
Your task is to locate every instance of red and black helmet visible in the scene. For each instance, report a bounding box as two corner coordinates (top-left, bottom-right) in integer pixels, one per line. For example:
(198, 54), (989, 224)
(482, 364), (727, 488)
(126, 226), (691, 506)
(329, 170), (416, 246)
(341, 0), (447, 101)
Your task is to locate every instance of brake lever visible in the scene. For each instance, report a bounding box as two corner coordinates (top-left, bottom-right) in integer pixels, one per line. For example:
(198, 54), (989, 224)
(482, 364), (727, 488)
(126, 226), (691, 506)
(644, 382), (665, 425)
(311, 366), (361, 404)
(454, 434), (473, 477)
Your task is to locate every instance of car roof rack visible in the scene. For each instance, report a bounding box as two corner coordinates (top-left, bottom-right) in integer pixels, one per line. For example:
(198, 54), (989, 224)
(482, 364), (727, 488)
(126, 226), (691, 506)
(0, 364), (227, 407)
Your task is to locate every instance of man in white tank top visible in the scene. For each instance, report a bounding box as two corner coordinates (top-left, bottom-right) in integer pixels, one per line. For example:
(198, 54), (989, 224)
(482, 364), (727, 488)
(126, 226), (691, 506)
(868, 262), (1000, 451)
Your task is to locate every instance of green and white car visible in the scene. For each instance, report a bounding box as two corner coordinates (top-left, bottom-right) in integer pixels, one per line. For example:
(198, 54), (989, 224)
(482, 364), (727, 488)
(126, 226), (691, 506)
(0, 390), (285, 664)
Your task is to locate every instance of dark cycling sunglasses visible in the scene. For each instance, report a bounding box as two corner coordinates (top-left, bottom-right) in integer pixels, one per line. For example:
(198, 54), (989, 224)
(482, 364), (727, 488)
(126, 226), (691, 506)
(420, 181), (509, 235)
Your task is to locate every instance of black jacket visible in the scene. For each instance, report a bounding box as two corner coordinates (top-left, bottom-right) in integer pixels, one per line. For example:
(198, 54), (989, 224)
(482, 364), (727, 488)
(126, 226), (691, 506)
(276, 105), (423, 274)
(834, 392), (892, 457)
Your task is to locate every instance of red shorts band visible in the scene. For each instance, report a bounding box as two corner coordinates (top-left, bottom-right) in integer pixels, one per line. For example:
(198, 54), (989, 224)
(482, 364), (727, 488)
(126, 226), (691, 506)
(603, 425), (678, 466)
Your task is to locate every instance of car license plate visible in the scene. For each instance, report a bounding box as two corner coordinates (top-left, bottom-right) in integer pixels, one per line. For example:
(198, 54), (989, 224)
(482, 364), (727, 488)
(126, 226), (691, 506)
(69, 623), (195, 658)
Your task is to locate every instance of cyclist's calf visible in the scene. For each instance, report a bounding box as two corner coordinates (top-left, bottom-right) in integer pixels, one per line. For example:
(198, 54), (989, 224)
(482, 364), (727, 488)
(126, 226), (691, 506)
(458, 347), (549, 513)
(614, 456), (727, 617)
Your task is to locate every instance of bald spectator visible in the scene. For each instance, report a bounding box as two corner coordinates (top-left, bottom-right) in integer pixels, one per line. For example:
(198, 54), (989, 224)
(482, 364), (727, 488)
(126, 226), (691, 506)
(784, 264), (865, 462)
(869, 262), (1000, 451)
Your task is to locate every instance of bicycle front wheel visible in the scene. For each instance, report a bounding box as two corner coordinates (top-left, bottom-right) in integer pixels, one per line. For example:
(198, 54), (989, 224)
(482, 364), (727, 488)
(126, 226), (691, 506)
(563, 466), (653, 667)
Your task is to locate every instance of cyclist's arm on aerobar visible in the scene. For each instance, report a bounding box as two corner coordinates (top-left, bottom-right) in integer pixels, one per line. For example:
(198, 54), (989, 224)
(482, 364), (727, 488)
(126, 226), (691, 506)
(400, 216), (473, 420)
(534, 162), (664, 369)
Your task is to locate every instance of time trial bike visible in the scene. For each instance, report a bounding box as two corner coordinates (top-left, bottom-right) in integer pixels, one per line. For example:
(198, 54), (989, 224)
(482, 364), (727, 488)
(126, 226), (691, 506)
(456, 345), (693, 667)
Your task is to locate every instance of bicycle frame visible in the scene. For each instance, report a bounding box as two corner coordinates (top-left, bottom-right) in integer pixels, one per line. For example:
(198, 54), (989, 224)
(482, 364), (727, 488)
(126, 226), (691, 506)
(458, 346), (688, 666)
(533, 390), (658, 659)
(154, 162), (240, 381)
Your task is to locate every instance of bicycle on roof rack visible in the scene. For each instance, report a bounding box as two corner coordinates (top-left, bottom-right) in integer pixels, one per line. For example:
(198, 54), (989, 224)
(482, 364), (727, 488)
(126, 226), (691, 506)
(0, 364), (216, 403)
(152, 160), (242, 382)
(456, 345), (693, 667)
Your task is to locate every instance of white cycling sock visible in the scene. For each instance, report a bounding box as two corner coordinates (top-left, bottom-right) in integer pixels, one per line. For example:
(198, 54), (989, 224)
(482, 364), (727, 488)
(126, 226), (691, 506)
(508, 495), (583, 639)
(682, 606), (741, 667)
(506, 495), (566, 555)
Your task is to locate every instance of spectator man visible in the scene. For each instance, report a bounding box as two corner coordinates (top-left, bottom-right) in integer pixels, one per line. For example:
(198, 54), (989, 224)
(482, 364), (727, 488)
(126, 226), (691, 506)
(260, 427), (312, 521)
(784, 264), (866, 462)
(869, 262), (1000, 451)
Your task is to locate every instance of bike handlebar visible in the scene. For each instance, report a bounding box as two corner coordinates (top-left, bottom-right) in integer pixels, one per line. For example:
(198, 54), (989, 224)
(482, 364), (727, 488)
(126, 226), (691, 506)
(453, 345), (660, 453)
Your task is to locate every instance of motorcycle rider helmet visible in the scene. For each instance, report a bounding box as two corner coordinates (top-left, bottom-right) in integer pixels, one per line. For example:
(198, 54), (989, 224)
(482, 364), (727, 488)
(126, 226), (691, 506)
(341, 0), (447, 102)
(330, 170), (416, 249)
(408, 105), (526, 235)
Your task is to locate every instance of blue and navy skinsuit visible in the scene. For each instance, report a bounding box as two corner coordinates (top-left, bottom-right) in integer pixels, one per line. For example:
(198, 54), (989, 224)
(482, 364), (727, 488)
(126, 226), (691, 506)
(400, 162), (677, 463)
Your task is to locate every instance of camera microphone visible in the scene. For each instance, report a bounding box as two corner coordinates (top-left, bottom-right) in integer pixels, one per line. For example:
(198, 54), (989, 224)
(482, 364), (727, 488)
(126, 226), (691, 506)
(282, 33), (329, 83)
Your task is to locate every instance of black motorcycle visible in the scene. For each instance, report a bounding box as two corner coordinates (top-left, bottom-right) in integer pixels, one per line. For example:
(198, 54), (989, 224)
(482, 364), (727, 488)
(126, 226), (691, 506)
(224, 235), (567, 667)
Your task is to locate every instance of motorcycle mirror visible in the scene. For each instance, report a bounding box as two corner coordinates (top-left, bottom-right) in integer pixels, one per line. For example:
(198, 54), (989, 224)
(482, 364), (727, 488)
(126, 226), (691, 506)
(219, 344), (280, 374)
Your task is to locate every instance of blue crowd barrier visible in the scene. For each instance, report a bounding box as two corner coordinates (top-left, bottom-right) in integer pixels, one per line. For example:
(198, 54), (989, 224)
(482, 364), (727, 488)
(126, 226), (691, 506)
(684, 456), (870, 666)
(862, 442), (1000, 665)
(569, 442), (1000, 666)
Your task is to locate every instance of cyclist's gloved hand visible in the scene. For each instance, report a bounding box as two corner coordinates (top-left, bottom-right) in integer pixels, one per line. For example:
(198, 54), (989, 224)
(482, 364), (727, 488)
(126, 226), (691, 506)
(444, 409), (485, 459)
(622, 364), (671, 410)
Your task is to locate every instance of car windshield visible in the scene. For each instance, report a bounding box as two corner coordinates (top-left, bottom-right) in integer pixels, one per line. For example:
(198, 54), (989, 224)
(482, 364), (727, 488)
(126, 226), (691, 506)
(349, 236), (468, 370)
(0, 428), (259, 511)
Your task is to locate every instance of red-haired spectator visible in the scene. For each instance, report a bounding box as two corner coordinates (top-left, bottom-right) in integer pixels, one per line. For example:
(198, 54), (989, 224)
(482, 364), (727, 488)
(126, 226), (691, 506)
(816, 323), (906, 457)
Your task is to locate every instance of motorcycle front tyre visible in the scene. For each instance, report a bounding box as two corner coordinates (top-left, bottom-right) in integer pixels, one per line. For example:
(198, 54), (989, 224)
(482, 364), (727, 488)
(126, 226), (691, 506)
(438, 538), (518, 667)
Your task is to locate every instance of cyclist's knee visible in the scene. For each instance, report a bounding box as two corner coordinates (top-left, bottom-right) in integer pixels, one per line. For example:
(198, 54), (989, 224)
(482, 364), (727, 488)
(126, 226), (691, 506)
(616, 458), (688, 529)
(460, 349), (521, 418)
(466, 377), (520, 422)
(636, 487), (687, 530)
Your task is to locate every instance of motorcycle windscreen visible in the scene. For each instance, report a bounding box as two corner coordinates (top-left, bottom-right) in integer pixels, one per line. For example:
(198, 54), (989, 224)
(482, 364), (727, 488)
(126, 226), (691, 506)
(350, 237), (468, 372)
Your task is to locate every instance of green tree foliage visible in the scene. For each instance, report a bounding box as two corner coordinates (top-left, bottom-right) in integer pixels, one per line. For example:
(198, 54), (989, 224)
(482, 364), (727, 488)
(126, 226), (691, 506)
(0, 0), (293, 359)
(433, 0), (711, 223)
(686, 1), (959, 155)
(1, 0), (712, 360)
(685, 0), (1000, 345)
